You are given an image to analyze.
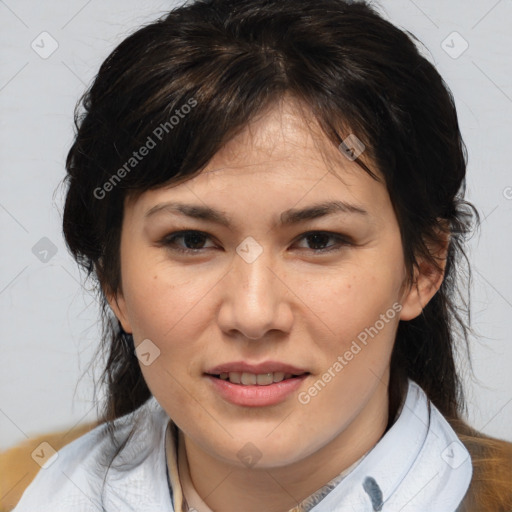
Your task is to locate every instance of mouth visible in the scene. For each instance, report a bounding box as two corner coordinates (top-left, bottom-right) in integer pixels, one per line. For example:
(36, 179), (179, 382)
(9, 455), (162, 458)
(205, 371), (310, 386)
(204, 371), (310, 407)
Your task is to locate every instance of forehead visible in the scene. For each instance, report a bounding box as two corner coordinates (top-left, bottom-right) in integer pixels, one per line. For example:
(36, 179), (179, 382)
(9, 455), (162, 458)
(201, 97), (375, 179)
(126, 98), (388, 223)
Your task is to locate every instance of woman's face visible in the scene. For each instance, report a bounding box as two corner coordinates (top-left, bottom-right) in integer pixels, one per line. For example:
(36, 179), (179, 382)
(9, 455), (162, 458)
(108, 98), (434, 472)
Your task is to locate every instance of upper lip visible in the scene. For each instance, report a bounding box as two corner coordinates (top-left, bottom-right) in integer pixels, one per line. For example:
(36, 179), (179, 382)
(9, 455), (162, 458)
(205, 361), (309, 375)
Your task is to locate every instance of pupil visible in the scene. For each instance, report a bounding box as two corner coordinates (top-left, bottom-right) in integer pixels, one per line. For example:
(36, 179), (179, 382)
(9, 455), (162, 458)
(307, 234), (328, 250)
(185, 233), (205, 249)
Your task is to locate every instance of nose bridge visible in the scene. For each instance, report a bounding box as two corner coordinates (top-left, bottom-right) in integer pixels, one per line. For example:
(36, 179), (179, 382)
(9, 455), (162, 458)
(233, 239), (278, 313)
(219, 237), (292, 339)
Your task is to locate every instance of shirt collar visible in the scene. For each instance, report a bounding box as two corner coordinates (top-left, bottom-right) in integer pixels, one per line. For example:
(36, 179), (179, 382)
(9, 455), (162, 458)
(164, 379), (472, 512)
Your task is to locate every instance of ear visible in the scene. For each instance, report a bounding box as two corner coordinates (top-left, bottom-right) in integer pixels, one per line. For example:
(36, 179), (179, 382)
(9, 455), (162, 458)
(399, 226), (450, 321)
(105, 288), (133, 334)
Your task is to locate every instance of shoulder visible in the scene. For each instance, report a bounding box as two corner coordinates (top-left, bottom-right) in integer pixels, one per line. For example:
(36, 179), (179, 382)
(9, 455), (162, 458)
(12, 398), (173, 512)
(449, 418), (512, 512)
(11, 421), (116, 511)
(0, 422), (95, 511)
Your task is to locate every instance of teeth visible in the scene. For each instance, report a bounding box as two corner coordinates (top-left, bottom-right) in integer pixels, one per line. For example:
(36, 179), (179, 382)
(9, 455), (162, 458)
(218, 371), (297, 385)
(241, 372), (257, 385)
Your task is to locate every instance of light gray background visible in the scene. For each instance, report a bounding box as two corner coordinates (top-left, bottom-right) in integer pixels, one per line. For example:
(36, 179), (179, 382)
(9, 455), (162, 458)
(1, 0), (511, 451)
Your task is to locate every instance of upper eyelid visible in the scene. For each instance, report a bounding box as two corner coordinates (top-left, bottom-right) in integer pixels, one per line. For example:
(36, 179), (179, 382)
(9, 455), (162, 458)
(162, 229), (350, 239)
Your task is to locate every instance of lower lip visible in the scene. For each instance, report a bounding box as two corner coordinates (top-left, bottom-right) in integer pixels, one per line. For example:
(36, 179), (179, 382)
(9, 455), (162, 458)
(205, 374), (309, 407)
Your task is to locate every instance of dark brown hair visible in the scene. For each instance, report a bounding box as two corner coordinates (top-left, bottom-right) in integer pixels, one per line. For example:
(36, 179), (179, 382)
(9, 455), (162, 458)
(61, 0), (511, 507)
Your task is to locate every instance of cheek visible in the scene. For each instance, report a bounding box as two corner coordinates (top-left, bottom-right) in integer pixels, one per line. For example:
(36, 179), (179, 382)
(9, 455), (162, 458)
(122, 267), (212, 411)
(121, 250), (223, 338)
(299, 269), (400, 341)
(120, 259), (227, 398)
(295, 269), (402, 401)
(296, 272), (400, 421)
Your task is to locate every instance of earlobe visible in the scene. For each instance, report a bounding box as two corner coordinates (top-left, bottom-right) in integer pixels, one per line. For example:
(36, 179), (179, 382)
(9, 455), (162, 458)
(106, 291), (133, 334)
(399, 236), (449, 322)
(400, 274), (438, 320)
(399, 222), (450, 321)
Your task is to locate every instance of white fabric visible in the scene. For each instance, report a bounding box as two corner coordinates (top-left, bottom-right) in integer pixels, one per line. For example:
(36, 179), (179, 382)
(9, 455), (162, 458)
(13, 379), (472, 512)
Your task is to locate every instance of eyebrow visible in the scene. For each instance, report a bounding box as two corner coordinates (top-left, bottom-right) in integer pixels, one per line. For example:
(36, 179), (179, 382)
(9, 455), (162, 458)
(144, 200), (369, 227)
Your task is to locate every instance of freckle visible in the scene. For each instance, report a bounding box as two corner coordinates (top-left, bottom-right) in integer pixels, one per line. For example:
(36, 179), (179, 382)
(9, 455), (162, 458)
(153, 275), (157, 280)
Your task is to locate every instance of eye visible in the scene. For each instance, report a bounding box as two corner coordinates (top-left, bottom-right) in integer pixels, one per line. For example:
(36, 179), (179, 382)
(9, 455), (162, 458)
(158, 229), (353, 255)
(158, 230), (216, 254)
(293, 231), (353, 253)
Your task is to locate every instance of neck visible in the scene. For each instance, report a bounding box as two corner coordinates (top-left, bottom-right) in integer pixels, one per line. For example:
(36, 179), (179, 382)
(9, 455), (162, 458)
(176, 383), (390, 512)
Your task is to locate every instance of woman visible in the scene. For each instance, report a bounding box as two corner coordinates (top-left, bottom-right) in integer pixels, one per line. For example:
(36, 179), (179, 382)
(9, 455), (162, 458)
(13, 0), (512, 510)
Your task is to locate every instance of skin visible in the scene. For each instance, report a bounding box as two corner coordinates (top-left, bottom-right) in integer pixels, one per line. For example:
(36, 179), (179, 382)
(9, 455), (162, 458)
(107, 96), (447, 512)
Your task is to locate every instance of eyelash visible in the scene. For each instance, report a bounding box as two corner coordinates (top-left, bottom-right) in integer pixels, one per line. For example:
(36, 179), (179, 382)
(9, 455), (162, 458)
(158, 230), (353, 255)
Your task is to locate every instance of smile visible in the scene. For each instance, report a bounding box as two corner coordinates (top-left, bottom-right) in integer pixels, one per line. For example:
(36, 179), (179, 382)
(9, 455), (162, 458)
(205, 373), (310, 407)
(214, 371), (307, 385)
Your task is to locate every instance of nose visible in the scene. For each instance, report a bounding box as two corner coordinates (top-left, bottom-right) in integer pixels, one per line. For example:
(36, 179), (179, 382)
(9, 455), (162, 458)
(216, 244), (294, 341)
